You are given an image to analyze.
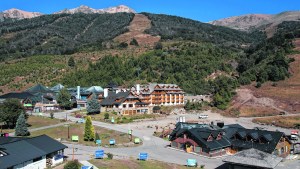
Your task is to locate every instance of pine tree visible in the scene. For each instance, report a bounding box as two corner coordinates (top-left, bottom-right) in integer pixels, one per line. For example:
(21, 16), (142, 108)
(68, 56), (75, 67)
(57, 88), (72, 110)
(87, 93), (100, 114)
(15, 113), (30, 136)
(84, 116), (95, 141)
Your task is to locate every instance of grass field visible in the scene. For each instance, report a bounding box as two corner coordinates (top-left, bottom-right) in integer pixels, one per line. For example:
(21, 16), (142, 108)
(1, 115), (61, 134)
(252, 115), (300, 128)
(30, 123), (140, 147)
(73, 111), (162, 124)
(89, 159), (193, 169)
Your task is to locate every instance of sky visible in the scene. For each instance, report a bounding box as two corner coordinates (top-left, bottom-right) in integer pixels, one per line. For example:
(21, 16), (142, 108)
(0, 0), (299, 22)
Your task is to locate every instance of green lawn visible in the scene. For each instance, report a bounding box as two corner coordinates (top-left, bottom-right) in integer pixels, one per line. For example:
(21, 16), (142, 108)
(89, 159), (191, 169)
(30, 123), (140, 147)
(1, 115), (62, 134)
(73, 111), (162, 124)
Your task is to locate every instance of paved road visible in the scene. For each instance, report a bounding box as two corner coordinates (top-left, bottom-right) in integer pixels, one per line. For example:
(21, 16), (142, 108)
(45, 110), (298, 169)
(51, 111), (225, 169)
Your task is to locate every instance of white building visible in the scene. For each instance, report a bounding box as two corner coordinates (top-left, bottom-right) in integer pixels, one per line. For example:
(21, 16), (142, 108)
(0, 135), (67, 169)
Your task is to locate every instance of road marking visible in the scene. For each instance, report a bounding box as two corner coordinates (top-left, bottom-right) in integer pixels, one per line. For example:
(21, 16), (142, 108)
(143, 136), (151, 141)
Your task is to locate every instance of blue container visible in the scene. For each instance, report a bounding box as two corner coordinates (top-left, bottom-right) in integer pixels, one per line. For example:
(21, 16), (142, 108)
(187, 159), (197, 167)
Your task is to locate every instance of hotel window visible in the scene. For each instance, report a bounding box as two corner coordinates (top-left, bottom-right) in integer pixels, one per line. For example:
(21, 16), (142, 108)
(123, 104), (126, 108)
(129, 104), (133, 107)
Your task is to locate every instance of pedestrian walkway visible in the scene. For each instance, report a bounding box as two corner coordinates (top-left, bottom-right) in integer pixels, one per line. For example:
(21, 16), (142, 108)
(80, 160), (99, 169)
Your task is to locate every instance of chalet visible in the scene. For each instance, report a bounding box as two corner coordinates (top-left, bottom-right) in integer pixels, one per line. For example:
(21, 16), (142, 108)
(169, 123), (231, 157)
(169, 122), (292, 158)
(131, 83), (185, 106)
(223, 124), (292, 158)
(223, 148), (282, 169)
(100, 91), (150, 115)
(0, 135), (67, 169)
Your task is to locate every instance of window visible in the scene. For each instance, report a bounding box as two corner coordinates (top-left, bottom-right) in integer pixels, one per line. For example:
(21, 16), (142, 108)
(123, 104), (126, 108)
(280, 147), (284, 154)
(129, 104), (133, 108)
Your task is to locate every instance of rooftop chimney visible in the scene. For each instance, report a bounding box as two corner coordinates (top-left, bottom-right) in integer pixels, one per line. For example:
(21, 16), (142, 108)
(77, 86), (80, 100)
(104, 88), (108, 98)
(136, 84), (140, 95)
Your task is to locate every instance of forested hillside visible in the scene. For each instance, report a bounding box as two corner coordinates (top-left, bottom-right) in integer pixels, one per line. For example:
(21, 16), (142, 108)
(237, 21), (300, 86)
(0, 13), (134, 61)
(143, 13), (264, 47)
(0, 13), (299, 110)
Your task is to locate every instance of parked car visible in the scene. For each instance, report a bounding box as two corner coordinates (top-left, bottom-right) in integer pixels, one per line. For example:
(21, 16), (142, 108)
(198, 114), (208, 119)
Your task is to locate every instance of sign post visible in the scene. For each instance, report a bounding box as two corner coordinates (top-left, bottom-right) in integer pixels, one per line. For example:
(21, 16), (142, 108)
(95, 150), (104, 159)
(139, 153), (148, 160)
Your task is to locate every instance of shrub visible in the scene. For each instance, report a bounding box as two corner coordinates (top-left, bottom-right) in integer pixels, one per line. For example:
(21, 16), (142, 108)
(50, 112), (54, 119)
(64, 160), (80, 169)
(255, 82), (262, 88)
(107, 153), (113, 159)
(104, 113), (109, 120)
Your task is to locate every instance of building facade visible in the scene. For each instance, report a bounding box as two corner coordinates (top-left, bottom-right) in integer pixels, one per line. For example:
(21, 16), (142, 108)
(131, 83), (185, 106)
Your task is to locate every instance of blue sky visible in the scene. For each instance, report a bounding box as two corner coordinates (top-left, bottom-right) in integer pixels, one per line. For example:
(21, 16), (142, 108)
(0, 0), (299, 22)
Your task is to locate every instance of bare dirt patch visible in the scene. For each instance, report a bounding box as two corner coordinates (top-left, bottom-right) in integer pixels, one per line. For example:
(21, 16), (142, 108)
(228, 39), (300, 117)
(114, 14), (161, 48)
(253, 115), (300, 128)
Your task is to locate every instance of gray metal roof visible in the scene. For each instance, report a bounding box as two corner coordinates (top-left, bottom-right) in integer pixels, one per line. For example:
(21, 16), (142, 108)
(0, 135), (67, 169)
(223, 148), (282, 169)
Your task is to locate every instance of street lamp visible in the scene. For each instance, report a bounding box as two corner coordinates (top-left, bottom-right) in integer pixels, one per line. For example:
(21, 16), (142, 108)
(64, 124), (70, 139)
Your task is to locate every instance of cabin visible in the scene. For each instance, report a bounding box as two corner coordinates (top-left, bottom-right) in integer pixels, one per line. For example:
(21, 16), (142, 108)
(0, 135), (67, 169)
(169, 123), (231, 157)
(100, 91), (150, 115)
(169, 122), (292, 158)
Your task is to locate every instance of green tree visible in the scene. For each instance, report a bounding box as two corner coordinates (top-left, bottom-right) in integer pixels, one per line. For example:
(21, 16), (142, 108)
(15, 113), (30, 136)
(0, 98), (26, 128)
(68, 56), (75, 67)
(87, 93), (100, 114)
(154, 42), (163, 50)
(57, 88), (72, 109)
(104, 113), (109, 119)
(130, 38), (139, 46)
(64, 160), (80, 169)
(84, 116), (95, 141)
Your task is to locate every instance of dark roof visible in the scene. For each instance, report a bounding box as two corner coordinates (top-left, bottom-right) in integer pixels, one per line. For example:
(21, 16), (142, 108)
(135, 102), (149, 105)
(226, 127), (285, 153)
(0, 140), (46, 169)
(26, 135), (67, 154)
(100, 91), (131, 106)
(223, 148), (282, 169)
(169, 122), (231, 151)
(26, 84), (53, 94)
(0, 92), (34, 99)
(0, 135), (67, 169)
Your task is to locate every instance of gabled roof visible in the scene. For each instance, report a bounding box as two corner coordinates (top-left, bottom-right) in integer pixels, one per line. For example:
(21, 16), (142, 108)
(223, 148), (282, 169)
(51, 84), (64, 92)
(85, 86), (103, 93)
(26, 84), (53, 94)
(0, 135), (67, 169)
(0, 92), (34, 99)
(100, 91), (131, 106)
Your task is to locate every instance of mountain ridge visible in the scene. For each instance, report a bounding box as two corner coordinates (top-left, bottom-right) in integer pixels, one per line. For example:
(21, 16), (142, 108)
(1, 5), (135, 20)
(210, 11), (300, 33)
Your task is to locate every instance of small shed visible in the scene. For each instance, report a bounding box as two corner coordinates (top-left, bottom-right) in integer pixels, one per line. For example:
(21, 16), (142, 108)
(223, 148), (282, 169)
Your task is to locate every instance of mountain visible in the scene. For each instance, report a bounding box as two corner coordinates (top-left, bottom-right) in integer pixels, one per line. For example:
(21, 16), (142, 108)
(210, 11), (300, 33)
(55, 5), (135, 14)
(209, 14), (272, 31)
(2, 8), (43, 19)
(0, 13), (258, 61)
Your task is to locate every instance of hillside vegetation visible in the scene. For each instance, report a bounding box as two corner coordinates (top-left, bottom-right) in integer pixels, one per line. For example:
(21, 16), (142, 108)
(0, 13), (134, 61)
(0, 13), (299, 110)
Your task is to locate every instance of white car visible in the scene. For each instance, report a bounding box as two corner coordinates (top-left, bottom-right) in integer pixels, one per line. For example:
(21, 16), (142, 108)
(198, 114), (208, 119)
